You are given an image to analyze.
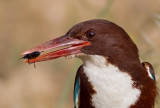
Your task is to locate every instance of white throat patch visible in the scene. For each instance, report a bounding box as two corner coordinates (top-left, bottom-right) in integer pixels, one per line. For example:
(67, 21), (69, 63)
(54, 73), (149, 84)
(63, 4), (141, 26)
(81, 55), (141, 108)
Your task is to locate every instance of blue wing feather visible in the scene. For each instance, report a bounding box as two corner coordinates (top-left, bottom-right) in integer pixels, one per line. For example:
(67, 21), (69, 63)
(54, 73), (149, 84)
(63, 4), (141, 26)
(74, 66), (83, 108)
(142, 62), (156, 81)
(74, 77), (80, 108)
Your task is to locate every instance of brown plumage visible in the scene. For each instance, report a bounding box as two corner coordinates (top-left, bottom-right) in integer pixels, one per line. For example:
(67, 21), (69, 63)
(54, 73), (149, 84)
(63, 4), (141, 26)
(70, 20), (157, 108)
(22, 19), (157, 108)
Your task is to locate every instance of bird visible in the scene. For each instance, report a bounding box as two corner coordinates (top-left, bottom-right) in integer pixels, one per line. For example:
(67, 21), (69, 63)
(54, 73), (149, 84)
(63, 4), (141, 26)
(21, 19), (157, 108)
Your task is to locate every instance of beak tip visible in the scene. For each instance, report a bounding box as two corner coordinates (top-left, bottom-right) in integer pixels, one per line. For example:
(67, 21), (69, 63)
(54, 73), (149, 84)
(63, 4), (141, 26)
(21, 51), (31, 55)
(21, 52), (26, 55)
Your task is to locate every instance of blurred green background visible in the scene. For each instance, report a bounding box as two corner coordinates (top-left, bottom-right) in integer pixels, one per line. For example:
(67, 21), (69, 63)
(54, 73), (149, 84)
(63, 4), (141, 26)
(0, 0), (159, 108)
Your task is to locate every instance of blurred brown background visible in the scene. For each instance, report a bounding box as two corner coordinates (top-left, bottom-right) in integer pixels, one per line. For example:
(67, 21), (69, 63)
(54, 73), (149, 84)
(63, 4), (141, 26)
(0, 0), (159, 108)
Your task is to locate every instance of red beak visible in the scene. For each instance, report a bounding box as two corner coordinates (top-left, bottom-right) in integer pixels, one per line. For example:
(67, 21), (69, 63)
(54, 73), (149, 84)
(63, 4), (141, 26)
(21, 35), (90, 63)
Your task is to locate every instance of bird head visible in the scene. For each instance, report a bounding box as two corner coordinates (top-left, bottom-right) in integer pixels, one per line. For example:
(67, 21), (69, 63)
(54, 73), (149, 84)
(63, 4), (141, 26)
(21, 19), (139, 65)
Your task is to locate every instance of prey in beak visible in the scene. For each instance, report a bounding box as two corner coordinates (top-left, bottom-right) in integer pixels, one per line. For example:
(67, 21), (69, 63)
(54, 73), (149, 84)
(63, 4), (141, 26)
(21, 35), (90, 64)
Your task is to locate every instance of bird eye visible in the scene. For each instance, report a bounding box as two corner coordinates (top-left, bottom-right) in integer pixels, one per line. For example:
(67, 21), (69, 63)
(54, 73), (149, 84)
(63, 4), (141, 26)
(86, 30), (96, 40)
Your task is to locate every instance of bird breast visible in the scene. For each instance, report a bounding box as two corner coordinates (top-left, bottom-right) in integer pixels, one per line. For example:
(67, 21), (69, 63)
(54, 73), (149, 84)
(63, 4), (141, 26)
(82, 55), (141, 108)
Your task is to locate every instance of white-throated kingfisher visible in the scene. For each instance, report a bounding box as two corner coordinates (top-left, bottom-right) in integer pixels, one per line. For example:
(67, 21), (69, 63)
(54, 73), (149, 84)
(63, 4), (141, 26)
(21, 19), (157, 108)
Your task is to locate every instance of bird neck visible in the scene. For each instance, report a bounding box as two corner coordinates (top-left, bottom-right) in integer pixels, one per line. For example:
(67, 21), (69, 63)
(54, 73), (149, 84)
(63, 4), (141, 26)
(81, 55), (141, 108)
